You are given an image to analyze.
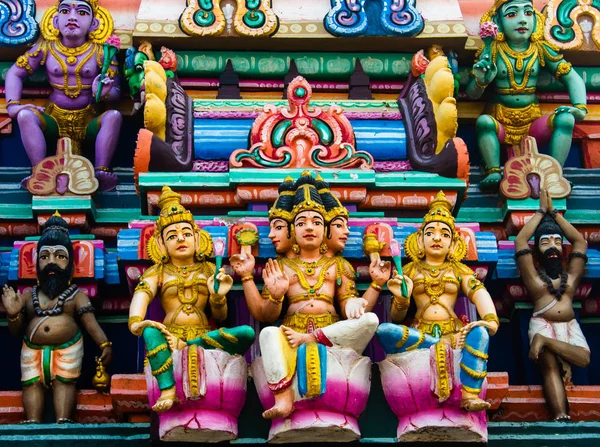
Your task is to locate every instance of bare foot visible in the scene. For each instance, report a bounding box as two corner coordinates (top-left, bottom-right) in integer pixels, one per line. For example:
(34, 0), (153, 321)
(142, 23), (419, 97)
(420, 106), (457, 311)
(282, 325), (315, 348)
(262, 388), (294, 419)
(461, 390), (491, 412)
(529, 333), (546, 361)
(480, 172), (502, 193)
(152, 387), (177, 412)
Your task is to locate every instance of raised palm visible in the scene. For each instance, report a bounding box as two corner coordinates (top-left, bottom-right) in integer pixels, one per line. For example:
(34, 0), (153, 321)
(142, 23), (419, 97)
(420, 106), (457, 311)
(263, 258), (289, 299)
(2, 285), (24, 316)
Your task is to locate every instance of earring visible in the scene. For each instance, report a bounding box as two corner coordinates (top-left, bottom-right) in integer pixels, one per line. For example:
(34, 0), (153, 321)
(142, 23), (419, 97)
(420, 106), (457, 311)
(161, 253), (170, 264)
(496, 32), (505, 41)
(417, 249), (425, 259)
(320, 243), (328, 254)
(447, 253), (455, 262)
(292, 244), (300, 254)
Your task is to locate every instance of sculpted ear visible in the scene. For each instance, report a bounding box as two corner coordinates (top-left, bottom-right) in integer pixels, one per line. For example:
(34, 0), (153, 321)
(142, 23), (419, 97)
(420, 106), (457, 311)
(89, 17), (100, 33)
(53, 14), (59, 30)
(417, 230), (424, 251)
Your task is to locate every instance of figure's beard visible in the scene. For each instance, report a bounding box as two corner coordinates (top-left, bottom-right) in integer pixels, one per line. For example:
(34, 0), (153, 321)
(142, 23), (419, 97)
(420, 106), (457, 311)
(539, 247), (564, 279)
(38, 264), (71, 299)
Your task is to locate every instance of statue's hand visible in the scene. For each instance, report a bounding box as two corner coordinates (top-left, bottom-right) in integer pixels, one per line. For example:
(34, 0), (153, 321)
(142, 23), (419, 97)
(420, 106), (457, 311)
(555, 105), (586, 123)
(387, 274), (413, 299)
(230, 253), (255, 277)
(262, 258), (289, 301)
(544, 188), (555, 214)
(129, 319), (167, 337)
(99, 345), (113, 366)
(2, 285), (25, 316)
(208, 268), (233, 296)
(472, 54), (497, 88)
(458, 320), (499, 348)
(165, 331), (185, 352)
(6, 103), (45, 119)
(92, 75), (115, 101)
(369, 256), (392, 287)
(345, 297), (367, 319)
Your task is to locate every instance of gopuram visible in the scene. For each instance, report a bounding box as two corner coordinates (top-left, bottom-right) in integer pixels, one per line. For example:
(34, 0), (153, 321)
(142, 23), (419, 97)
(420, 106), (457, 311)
(0, 0), (599, 445)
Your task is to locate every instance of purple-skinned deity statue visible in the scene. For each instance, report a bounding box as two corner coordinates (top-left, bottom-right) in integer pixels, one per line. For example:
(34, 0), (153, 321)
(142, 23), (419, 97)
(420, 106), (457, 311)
(4, 0), (122, 191)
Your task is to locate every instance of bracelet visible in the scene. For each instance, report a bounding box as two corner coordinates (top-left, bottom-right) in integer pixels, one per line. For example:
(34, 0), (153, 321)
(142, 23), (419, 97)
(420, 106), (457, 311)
(474, 77), (488, 90)
(6, 100), (21, 106)
(514, 248), (532, 259)
(574, 104), (588, 114)
(7, 313), (22, 323)
(99, 341), (112, 350)
(485, 167), (502, 176)
(392, 295), (410, 310)
(210, 294), (227, 308)
(128, 316), (143, 335)
(536, 208), (546, 215)
(241, 274), (254, 283)
(550, 209), (559, 218)
(76, 304), (95, 317)
(370, 282), (383, 292)
(569, 251), (588, 263)
(483, 313), (500, 326)
(262, 288), (284, 305)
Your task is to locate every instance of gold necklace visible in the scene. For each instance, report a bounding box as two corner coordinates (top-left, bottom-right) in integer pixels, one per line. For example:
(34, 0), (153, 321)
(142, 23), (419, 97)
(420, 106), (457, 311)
(164, 262), (203, 279)
(49, 41), (96, 98)
(417, 260), (452, 276)
(498, 41), (539, 93)
(299, 257), (330, 276)
(54, 40), (93, 65)
(282, 256), (337, 297)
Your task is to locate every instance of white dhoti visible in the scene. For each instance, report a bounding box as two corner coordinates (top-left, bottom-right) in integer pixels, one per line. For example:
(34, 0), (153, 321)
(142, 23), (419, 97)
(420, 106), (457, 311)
(528, 317), (590, 381)
(260, 312), (379, 392)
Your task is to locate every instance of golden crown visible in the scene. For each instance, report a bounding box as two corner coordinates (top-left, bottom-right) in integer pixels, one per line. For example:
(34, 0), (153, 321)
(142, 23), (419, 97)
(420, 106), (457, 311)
(315, 173), (349, 223)
(420, 191), (456, 233)
(268, 175), (295, 222)
(291, 171), (326, 219)
(155, 185), (196, 233)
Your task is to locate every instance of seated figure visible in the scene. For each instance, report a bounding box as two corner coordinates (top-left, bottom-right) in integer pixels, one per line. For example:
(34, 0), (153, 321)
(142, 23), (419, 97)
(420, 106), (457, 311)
(128, 186), (255, 415)
(466, 0), (587, 191)
(4, 0), (123, 191)
(231, 172), (390, 441)
(377, 191), (499, 411)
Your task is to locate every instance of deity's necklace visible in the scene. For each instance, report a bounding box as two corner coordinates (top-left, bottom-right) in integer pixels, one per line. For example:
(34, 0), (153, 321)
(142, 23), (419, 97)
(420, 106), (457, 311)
(299, 256), (330, 276)
(282, 256), (337, 296)
(538, 268), (568, 299)
(164, 263), (205, 315)
(497, 41), (539, 93)
(49, 41), (96, 99)
(416, 260), (452, 277)
(32, 284), (78, 317)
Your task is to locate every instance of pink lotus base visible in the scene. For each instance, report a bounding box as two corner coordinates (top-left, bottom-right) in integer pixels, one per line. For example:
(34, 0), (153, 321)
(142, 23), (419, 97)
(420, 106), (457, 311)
(379, 349), (488, 442)
(145, 347), (247, 442)
(251, 347), (371, 443)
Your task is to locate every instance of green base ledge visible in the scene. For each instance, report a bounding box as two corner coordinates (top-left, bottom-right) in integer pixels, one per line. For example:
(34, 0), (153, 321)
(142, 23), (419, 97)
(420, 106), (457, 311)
(31, 195), (97, 220)
(456, 207), (505, 223)
(504, 198), (567, 212)
(228, 169), (376, 185)
(0, 203), (33, 220)
(0, 422), (597, 445)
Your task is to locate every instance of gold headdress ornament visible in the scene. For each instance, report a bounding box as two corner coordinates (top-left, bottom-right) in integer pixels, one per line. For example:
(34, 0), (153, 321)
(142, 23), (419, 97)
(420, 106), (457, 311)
(268, 175), (295, 222)
(315, 173), (349, 223)
(291, 171), (326, 219)
(404, 191), (467, 263)
(147, 186), (213, 264)
(41, 0), (114, 44)
(480, 0), (545, 43)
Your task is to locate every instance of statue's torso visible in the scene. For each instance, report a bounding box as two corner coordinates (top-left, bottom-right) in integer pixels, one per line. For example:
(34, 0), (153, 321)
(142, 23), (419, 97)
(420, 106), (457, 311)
(24, 291), (80, 345)
(492, 50), (540, 109)
(282, 256), (339, 317)
(45, 42), (101, 109)
(532, 273), (577, 322)
(410, 265), (460, 324)
(159, 264), (211, 327)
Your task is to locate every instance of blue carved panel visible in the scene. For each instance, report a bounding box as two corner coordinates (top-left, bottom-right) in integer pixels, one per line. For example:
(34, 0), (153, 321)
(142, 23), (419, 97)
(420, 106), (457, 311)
(324, 0), (423, 37)
(0, 0), (38, 46)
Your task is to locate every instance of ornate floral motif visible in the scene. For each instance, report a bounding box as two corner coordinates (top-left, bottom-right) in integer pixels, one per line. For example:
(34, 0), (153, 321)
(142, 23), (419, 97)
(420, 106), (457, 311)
(26, 137), (99, 196)
(180, 0), (278, 37)
(0, 0), (38, 46)
(325, 0), (423, 37)
(544, 0), (600, 50)
(500, 136), (571, 199)
(230, 76), (373, 170)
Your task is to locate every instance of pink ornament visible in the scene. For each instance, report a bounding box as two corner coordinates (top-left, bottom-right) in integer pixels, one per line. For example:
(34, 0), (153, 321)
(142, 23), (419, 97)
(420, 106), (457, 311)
(106, 34), (122, 49)
(479, 21), (498, 40)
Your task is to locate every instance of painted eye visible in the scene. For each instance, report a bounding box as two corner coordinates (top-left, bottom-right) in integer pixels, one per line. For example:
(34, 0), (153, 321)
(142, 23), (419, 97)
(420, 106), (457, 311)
(185, 232), (193, 238)
(39, 255), (48, 260)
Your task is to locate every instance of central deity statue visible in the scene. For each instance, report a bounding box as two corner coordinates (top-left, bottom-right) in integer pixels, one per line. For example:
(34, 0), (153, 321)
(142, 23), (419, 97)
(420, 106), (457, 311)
(467, 0), (587, 191)
(4, 0), (122, 191)
(231, 172), (390, 420)
(128, 186), (255, 412)
(376, 191), (500, 411)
